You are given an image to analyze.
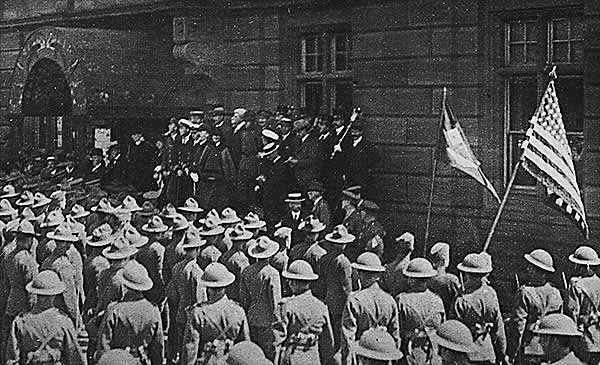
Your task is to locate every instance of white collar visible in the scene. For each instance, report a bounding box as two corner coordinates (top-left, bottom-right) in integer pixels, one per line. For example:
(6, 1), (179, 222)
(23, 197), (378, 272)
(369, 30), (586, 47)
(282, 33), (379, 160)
(336, 126), (344, 135)
(215, 141), (221, 148)
(215, 121), (224, 128)
(182, 135), (190, 143)
(283, 132), (291, 140)
(302, 134), (309, 143)
(353, 136), (363, 147)
(234, 122), (246, 134)
(91, 163), (102, 172)
(273, 155), (282, 164)
(292, 211), (300, 219)
(314, 196), (322, 206)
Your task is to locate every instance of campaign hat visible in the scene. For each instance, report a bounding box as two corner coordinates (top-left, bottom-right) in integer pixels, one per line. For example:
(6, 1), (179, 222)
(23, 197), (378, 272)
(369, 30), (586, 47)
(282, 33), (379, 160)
(31, 192), (52, 209)
(15, 190), (35, 207)
(282, 260), (318, 281)
(220, 207), (241, 225)
(68, 204), (90, 219)
(243, 212), (266, 230)
(141, 215), (169, 234)
(178, 197), (204, 213)
(171, 213), (190, 232)
(46, 222), (79, 242)
(160, 203), (179, 220)
(198, 216), (225, 236)
(248, 236), (279, 259)
(298, 215), (326, 233)
(117, 261), (153, 292)
(227, 223), (253, 241)
(26, 270), (66, 296)
(0, 199), (17, 217)
(40, 209), (65, 229)
(0, 184), (19, 199)
(325, 225), (355, 245)
(102, 234), (138, 260)
(86, 223), (114, 247)
(352, 252), (386, 272)
(199, 262), (236, 287)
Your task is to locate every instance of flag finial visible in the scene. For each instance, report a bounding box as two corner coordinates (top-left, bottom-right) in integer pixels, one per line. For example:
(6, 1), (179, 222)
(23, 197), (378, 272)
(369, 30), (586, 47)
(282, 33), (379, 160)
(549, 65), (557, 80)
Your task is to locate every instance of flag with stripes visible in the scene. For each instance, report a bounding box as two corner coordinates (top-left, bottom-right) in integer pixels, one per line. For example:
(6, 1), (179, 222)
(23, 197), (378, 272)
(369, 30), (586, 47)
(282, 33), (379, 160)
(442, 102), (501, 203)
(521, 79), (588, 238)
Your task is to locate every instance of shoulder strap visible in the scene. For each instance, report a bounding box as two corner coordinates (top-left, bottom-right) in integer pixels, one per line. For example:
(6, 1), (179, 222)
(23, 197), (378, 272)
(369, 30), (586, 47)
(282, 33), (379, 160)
(27, 318), (62, 357)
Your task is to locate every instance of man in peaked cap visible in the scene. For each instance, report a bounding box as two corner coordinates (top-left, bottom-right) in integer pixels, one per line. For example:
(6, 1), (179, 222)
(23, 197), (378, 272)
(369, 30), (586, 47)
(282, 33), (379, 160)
(342, 252), (399, 364)
(273, 260), (334, 365)
(454, 252), (507, 364)
(507, 249), (563, 364)
(96, 261), (164, 365)
(220, 223), (251, 303)
(240, 236), (282, 360)
(534, 313), (585, 364)
(430, 320), (475, 365)
(381, 232), (414, 297)
(5, 270), (85, 365)
(428, 241), (461, 316)
(566, 246), (600, 364)
(353, 327), (403, 365)
(182, 263), (250, 365)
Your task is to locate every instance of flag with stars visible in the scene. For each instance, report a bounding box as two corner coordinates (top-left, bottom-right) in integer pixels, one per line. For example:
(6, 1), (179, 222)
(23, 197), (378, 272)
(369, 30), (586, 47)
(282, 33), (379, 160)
(521, 78), (588, 238)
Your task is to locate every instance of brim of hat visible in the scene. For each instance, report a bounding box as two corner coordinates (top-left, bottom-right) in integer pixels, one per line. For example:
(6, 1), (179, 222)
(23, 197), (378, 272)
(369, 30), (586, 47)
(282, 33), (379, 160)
(172, 224), (190, 232)
(141, 225), (169, 234)
(0, 193), (19, 199)
(429, 332), (473, 353)
(200, 272), (236, 288)
(131, 237), (150, 248)
(325, 233), (355, 244)
(178, 207), (204, 213)
(15, 200), (34, 207)
(40, 221), (62, 229)
(352, 262), (386, 273)
(160, 213), (179, 220)
(244, 221), (266, 229)
(26, 281), (66, 296)
(282, 271), (318, 281)
(102, 247), (138, 259)
(15, 230), (40, 237)
(199, 227), (225, 236)
(568, 254), (600, 266)
(31, 200), (52, 209)
(121, 276), (153, 292)
(533, 328), (582, 337)
(285, 198), (305, 203)
(230, 232), (253, 241)
(180, 241), (206, 249)
(70, 212), (91, 220)
(457, 263), (492, 274)
(0, 210), (16, 217)
(86, 238), (112, 247)
(90, 206), (114, 214)
(248, 245), (278, 259)
(351, 342), (404, 361)
(220, 218), (241, 225)
(300, 225), (326, 234)
(46, 232), (79, 242)
(402, 269), (438, 278)
(524, 254), (555, 272)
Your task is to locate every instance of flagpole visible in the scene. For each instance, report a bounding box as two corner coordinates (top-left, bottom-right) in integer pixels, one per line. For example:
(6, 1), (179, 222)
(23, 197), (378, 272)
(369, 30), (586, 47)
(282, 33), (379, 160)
(423, 87), (447, 256)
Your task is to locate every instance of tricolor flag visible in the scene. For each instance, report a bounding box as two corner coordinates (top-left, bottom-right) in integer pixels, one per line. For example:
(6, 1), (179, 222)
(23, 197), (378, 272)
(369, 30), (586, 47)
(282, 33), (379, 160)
(442, 102), (501, 203)
(521, 78), (588, 238)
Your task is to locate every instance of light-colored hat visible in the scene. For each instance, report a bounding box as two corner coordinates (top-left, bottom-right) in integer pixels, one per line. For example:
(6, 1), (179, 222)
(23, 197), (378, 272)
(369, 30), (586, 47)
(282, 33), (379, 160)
(117, 195), (142, 213)
(220, 207), (241, 225)
(533, 313), (582, 337)
(178, 118), (194, 128)
(178, 197), (204, 213)
(273, 227), (292, 250)
(430, 242), (450, 264)
(50, 190), (66, 202)
(325, 225), (356, 245)
(227, 223), (253, 241)
(123, 224), (149, 248)
(457, 253), (493, 274)
(298, 215), (326, 233)
(0, 199), (17, 217)
(353, 328), (404, 361)
(102, 234), (138, 260)
(199, 262), (236, 287)
(395, 232), (415, 250)
(117, 261), (153, 292)
(403, 258), (438, 278)
(86, 223), (114, 247)
(259, 142), (279, 157)
(136, 201), (157, 218)
(243, 212), (266, 230)
(31, 192), (52, 209)
(352, 252), (386, 272)
(20, 207), (41, 223)
(40, 209), (65, 228)
(97, 349), (138, 365)
(180, 227), (206, 249)
(248, 236), (279, 259)
(141, 215), (169, 234)
(15, 190), (35, 207)
(0, 184), (19, 199)
(569, 246), (600, 266)
(198, 216), (225, 236)
(261, 129), (279, 142)
(283, 260), (318, 281)
(15, 219), (38, 236)
(524, 249), (555, 272)
(91, 197), (115, 214)
(160, 203), (179, 220)
(46, 222), (79, 242)
(26, 270), (66, 296)
(285, 192), (305, 203)
(171, 213), (190, 232)
(225, 341), (271, 365)
(68, 204), (90, 219)
(430, 320), (475, 353)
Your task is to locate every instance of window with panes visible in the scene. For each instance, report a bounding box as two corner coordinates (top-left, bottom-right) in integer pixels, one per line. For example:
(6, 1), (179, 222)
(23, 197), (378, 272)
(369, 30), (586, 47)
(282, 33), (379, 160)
(502, 14), (584, 187)
(297, 31), (352, 117)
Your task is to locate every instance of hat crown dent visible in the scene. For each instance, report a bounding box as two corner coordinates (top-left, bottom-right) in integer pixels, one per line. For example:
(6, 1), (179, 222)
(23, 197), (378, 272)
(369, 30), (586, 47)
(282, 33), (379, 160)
(17, 219), (36, 235)
(229, 223), (250, 238)
(171, 213), (190, 230)
(91, 223), (113, 240)
(146, 215), (167, 230)
(184, 197), (200, 208)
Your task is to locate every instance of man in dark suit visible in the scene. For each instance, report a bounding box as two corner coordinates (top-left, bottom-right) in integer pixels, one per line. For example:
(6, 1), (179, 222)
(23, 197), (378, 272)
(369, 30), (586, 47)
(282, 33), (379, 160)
(289, 118), (319, 192)
(307, 180), (331, 232)
(278, 192), (310, 248)
(211, 105), (233, 148)
(102, 143), (128, 187)
(277, 117), (298, 161)
(165, 118), (195, 205)
(84, 148), (106, 182)
(189, 122), (223, 209)
(320, 113), (351, 215)
(346, 123), (381, 199)
(231, 109), (261, 208)
(256, 142), (293, 229)
(127, 130), (157, 192)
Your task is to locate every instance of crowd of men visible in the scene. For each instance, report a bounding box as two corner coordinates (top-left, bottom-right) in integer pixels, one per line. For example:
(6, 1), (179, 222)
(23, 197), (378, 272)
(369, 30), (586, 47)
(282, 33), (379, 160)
(0, 106), (597, 365)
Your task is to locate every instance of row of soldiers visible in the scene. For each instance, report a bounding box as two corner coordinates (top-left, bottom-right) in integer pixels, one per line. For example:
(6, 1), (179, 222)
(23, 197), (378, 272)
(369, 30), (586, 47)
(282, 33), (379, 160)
(0, 176), (598, 365)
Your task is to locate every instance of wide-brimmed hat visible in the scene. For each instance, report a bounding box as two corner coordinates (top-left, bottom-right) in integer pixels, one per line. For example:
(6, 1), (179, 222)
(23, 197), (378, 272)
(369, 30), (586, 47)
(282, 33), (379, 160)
(220, 207), (241, 225)
(178, 197), (204, 213)
(116, 195), (142, 213)
(102, 234), (138, 260)
(341, 187), (361, 202)
(31, 192), (52, 209)
(0, 184), (19, 199)
(160, 203), (179, 220)
(91, 197), (115, 214)
(40, 210), (65, 228)
(15, 190), (35, 207)
(200, 262), (236, 287)
(457, 253), (492, 274)
(68, 204), (90, 220)
(171, 213), (190, 232)
(352, 328), (404, 361)
(325, 225), (356, 244)
(15, 219), (38, 236)
(259, 142), (279, 157)
(26, 270), (66, 296)
(50, 190), (66, 202)
(273, 227), (292, 250)
(307, 180), (324, 193)
(124, 224), (149, 248)
(248, 236), (279, 259)
(224, 341), (271, 365)
(180, 227), (206, 249)
(20, 207), (42, 223)
(243, 212), (266, 230)
(116, 261), (153, 292)
(261, 128), (280, 142)
(403, 258), (438, 278)
(524, 249), (555, 272)
(0, 199), (17, 217)
(136, 201), (157, 218)
(352, 252), (386, 272)
(285, 192), (305, 203)
(283, 260), (318, 281)
(141, 215), (169, 234)
(198, 216), (225, 236)
(430, 320), (475, 353)
(46, 223), (79, 242)
(227, 223), (253, 241)
(533, 313), (582, 337)
(86, 223), (114, 247)
(298, 215), (326, 233)
(569, 246), (600, 266)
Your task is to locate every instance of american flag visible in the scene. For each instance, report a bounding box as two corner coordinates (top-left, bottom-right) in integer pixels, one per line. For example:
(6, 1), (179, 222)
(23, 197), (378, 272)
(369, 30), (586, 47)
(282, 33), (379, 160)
(521, 78), (588, 238)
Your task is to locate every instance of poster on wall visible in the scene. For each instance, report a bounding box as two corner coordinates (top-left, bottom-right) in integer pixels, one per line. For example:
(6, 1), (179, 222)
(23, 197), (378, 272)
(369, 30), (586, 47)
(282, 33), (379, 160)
(94, 128), (111, 153)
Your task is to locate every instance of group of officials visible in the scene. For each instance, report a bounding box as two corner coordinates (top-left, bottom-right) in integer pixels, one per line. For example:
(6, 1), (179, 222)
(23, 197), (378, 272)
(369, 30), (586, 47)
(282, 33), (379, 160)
(0, 106), (597, 365)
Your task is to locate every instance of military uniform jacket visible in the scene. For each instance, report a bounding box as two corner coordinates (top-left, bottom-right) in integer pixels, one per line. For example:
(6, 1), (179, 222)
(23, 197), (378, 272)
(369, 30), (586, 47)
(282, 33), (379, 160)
(303, 242), (327, 300)
(95, 265), (124, 315)
(567, 274), (600, 352)
(0, 240), (17, 316)
(311, 197), (331, 232)
(428, 271), (461, 318)
(320, 252), (352, 318)
(454, 284), (507, 363)
(41, 254), (81, 328)
(163, 236), (186, 285)
(168, 257), (206, 325)
(6, 307), (85, 365)
(273, 290), (335, 365)
(83, 253), (110, 315)
(97, 296), (164, 365)
(381, 256), (411, 297)
(220, 248), (250, 303)
(136, 241), (166, 305)
(294, 134), (319, 188)
(507, 283), (563, 358)
(240, 260), (282, 328)
(182, 295), (250, 365)
(4, 247), (38, 317)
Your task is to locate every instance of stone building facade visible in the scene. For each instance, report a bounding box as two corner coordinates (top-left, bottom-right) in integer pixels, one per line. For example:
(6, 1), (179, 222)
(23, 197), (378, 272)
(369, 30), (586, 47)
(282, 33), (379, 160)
(1, 0), (599, 301)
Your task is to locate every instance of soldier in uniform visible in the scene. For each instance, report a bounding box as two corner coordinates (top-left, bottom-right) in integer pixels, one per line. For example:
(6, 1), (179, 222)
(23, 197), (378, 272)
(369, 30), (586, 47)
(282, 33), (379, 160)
(352, 327), (404, 365)
(96, 261), (164, 365)
(430, 320), (475, 365)
(224, 341), (273, 365)
(5, 270), (85, 365)
(182, 262), (250, 365)
(507, 249), (563, 364)
(428, 242), (460, 317)
(131, 216), (165, 308)
(230, 109), (261, 209)
(163, 213), (189, 285)
(240, 236), (282, 360)
(565, 245), (600, 365)
(288, 215), (326, 263)
(397, 258), (445, 365)
(273, 260), (335, 365)
(220, 223), (252, 303)
(381, 232), (414, 297)
(82, 224), (112, 327)
(343, 252), (400, 364)
(454, 252), (507, 365)
(534, 313), (585, 365)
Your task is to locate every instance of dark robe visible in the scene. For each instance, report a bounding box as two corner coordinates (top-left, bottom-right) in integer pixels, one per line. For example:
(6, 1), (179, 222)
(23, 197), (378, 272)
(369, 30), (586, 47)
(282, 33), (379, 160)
(190, 140), (223, 209)
(128, 139), (157, 192)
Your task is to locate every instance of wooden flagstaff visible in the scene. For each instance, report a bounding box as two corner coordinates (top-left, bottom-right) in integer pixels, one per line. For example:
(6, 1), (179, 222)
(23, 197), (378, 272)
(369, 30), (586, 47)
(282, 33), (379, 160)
(423, 87), (447, 255)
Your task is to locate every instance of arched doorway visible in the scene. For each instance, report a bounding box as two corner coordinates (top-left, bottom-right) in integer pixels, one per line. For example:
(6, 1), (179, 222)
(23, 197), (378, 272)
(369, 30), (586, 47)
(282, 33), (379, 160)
(18, 58), (73, 153)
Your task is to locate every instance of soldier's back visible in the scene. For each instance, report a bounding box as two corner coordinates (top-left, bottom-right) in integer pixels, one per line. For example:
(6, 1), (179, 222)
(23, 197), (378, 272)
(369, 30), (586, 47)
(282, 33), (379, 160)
(428, 271), (460, 315)
(5, 248), (38, 317)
